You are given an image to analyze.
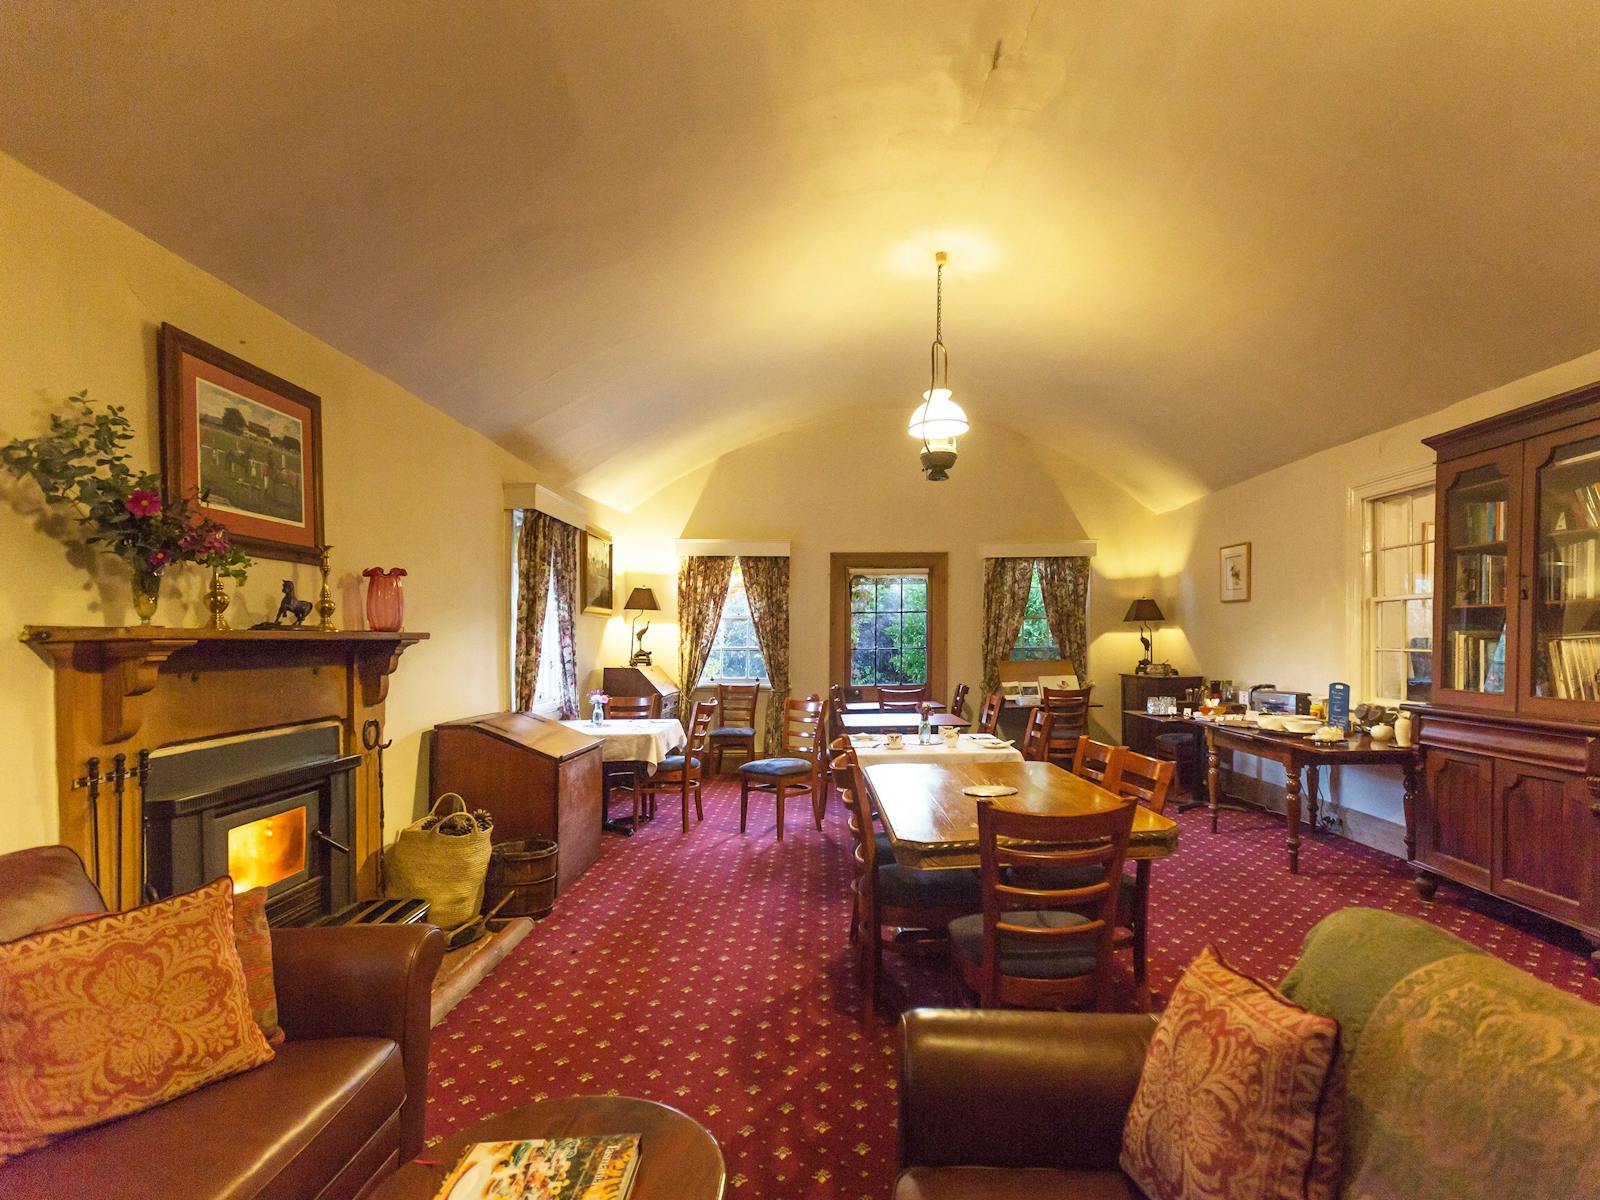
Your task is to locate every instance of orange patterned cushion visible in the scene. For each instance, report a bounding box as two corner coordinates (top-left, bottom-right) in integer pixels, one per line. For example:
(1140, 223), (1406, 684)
(1121, 945), (1345, 1200)
(231, 888), (284, 1047)
(0, 876), (274, 1163)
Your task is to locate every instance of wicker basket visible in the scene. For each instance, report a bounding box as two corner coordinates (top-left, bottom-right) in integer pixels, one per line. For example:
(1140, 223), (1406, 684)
(385, 793), (492, 928)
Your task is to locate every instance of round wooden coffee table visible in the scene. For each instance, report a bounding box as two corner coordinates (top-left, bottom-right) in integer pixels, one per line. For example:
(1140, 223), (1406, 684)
(372, 1096), (725, 1200)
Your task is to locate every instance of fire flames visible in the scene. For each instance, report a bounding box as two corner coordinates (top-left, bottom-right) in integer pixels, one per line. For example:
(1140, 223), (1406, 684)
(227, 808), (307, 894)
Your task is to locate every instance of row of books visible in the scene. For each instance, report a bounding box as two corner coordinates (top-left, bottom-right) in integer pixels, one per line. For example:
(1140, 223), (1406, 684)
(1540, 542), (1600, 601)
(1458, 498), (1507, 543)
(1449, 630), (1506, 693)
(1454, 552), (1507, 606)
(1569, 481), (1600, 529)
(1544, 635), (1600, 701)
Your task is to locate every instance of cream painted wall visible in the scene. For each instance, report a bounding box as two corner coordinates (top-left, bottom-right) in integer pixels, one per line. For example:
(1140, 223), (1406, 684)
(1152, 348), (1600, 837)
(0, 153), (543, 855)
(610, 412), (1162, 732)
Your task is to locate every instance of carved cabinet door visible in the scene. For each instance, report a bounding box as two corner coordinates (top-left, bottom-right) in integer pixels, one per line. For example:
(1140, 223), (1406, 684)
(1491, 758), (1594, 925)
(1419, 747), (1494, 890)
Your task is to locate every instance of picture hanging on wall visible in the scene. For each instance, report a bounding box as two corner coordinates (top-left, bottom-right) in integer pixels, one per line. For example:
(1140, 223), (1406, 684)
(1219, 541), (1251, 603)
(157, 324), (325, 564)
(582, 528), (614, 614)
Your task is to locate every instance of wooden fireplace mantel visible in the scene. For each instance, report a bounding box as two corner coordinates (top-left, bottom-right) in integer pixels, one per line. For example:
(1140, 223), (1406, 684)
(22, 625), (428, 909)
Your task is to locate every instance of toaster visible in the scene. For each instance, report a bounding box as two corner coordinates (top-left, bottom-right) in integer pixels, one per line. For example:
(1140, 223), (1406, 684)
(1249, 686), (1311, 715)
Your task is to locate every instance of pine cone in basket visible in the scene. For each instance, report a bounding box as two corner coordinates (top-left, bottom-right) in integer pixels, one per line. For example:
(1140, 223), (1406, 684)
(473, 809), (494, 831)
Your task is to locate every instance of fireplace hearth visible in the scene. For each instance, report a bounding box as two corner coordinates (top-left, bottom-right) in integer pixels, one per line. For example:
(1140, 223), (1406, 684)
(142, 724), (358, 925)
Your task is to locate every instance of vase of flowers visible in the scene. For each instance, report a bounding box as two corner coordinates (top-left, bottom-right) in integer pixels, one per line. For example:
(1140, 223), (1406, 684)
(1, 393), (251, 625)
(588, 691), (609, 725)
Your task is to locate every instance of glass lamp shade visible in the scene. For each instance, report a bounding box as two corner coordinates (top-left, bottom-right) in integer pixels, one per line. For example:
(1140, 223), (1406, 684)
(908, 389), (970, 441)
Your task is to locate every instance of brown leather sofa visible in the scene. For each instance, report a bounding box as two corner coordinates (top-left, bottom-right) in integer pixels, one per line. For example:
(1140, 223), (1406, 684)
(0, 845), (445, 1200)
(896, 1008), (1154, 1199)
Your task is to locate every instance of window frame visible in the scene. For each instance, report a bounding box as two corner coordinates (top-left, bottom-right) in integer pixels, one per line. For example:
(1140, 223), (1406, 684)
(703, 560), (770, 685)
(1348, 467), (1436, 706)
(846, 568), (932, 688)
(1009, 562), (1063, 662)
(829, 552), (948, 701)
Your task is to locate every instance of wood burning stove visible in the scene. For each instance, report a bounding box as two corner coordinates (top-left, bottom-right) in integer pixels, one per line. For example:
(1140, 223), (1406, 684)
(142, 724), (359, 925)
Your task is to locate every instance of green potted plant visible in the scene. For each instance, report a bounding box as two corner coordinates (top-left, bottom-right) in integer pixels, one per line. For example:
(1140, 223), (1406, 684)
(2, 392), (250, 624)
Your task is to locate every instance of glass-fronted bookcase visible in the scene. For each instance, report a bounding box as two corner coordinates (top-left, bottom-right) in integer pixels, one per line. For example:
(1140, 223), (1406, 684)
(1432, 410), (1600, 720)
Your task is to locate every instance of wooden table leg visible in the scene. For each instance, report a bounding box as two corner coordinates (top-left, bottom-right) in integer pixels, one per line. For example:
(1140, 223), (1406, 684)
(1132, 860), (1152, 1011)
(1207, 735), (1221, 834)
(1284, 762), (1302, 873)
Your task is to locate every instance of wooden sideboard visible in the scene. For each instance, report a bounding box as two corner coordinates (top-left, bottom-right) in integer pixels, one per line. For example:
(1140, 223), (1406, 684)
(430, 711), (603, 895)
(1411, 380), (1600, 961)
(603, 665), (681, 719)
(1120, 674), (1202, 753)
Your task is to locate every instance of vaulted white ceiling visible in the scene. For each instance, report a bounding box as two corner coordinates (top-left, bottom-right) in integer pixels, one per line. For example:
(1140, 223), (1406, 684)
(4, 2), (1599, 512)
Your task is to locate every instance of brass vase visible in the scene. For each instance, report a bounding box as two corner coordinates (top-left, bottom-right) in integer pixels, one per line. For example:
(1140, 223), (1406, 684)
(205, 566), (231, 631)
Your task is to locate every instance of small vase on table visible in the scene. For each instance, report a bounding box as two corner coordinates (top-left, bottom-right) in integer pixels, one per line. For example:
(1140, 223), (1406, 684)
(130, 567), (163, 626)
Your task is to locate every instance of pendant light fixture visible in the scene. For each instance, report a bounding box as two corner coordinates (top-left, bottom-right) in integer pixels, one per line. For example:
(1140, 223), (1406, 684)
(907, 250), (969, 481)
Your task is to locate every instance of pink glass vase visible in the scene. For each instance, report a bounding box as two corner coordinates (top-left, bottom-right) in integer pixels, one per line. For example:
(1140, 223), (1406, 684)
(362, 567), (407, 631)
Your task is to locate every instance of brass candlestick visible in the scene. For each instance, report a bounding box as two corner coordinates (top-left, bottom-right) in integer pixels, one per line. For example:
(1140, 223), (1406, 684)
(205, 565), (231, 631)
(316, 545), (338, 632)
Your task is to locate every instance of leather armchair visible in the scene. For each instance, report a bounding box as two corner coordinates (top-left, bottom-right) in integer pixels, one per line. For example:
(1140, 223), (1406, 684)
(896, 1007), (1155, 1199)
(0, 845), (445, 1200)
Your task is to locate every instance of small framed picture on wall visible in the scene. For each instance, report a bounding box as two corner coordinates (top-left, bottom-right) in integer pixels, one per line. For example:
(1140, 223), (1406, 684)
(1220, 541), (1251, 603)
(582, 528), (614, 614)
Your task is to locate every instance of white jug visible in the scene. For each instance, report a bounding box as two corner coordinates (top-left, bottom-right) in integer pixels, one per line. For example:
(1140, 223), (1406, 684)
(1394, 710), (1415, 748)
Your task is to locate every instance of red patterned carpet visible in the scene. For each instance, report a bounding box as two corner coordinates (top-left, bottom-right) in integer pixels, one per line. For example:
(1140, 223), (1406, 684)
(425, 777), (1600, 1198)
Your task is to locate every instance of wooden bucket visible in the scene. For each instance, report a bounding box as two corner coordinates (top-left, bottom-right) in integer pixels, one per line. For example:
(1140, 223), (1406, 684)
(483, 838), (558, 919)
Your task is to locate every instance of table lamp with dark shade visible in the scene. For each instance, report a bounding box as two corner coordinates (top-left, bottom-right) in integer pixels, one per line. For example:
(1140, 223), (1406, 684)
(626, 587), (659, 666)
(1124, 597), (1168, 675)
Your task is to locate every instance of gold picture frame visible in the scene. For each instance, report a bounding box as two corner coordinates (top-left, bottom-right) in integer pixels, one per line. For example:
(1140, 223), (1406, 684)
(581, 528), (614, 614)
(1220, 541), (1251, 603)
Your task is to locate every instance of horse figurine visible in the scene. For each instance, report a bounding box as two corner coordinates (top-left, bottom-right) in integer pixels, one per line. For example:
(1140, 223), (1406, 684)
(273, 579), (314, 627)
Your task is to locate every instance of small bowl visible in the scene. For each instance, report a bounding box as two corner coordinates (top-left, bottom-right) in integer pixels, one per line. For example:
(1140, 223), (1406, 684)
(1368, 723), (1394, 742)
(1254, 713), (1285, 731)
(1282, 717), (1321, 735)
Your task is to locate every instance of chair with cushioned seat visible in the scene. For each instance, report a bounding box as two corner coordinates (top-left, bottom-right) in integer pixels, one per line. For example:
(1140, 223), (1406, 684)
(738, 695), (825, 839)
(951, 798), (1135, 1010)
(1071, 737), (1126, 791)
(621, 699), (717, 832)
(708, 680), (761, 774)
(832, 749), (980, 1021)
(599, 693), (661, 814)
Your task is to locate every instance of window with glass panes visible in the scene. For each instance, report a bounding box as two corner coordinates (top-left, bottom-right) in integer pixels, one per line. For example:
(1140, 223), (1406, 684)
(1365, 485), (1435, 703)
(849, 571), (929, 686)
(704, 561), (768, 681)
(1010, 563), (1062, 660)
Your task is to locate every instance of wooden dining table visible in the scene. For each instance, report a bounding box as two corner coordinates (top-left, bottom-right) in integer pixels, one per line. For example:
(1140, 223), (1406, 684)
(862, 759), (1179, 1009)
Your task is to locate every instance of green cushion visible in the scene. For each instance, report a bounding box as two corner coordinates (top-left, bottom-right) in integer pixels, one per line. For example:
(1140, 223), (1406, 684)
(1278, 907), (1484, 1055)
(710, 726), (756, 739)
(947, 910), (1098, 980)
(875, 863), (980, 910)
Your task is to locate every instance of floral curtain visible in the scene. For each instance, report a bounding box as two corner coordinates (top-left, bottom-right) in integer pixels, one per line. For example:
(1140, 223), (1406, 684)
(739, 555), (790, 754)
(677, 555), (734, 696)
(981, 557), (1036, 696)
(1038, 556), (1091, 679)
(550, 518), (582, 718)
(513, 511), (582, 717)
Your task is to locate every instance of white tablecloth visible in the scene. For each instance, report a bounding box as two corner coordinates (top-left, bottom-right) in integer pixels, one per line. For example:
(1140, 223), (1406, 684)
(850, 732), (1024, 767)
(561, 718), (686, 772)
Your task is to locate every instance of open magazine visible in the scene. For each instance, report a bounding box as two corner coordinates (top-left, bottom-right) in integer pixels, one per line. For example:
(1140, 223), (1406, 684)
(432, 1136), (641, 1200)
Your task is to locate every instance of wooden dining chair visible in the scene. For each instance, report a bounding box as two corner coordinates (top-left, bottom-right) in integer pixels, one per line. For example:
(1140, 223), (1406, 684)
(621, 699), (717, 832)
(602, 694), (660, 719)
(1040, 686), (1091, 740)
(1040, 711), (1089, 769)
(738, 695), (826, 839)
(948, 683), (970, 721)
(709, 681), (761, 773)
(949, 798), (1136, 1010)
(832, 750), (981, 1022)
(1071, 737), (1127, 791)
(977, 692), (1004, 736)
(1117, 750), (1177, 816)
(1021, 708), (1050, 761)
(877, 684), (929, 712)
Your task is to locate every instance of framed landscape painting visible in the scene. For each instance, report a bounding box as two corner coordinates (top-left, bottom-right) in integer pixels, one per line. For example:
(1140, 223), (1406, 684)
(582, 529), (614, 614)
(158, 324), (325, 563)
(1220, 541), (1251, 603)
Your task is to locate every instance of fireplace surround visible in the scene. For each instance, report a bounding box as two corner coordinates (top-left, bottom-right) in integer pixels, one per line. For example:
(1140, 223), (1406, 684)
(142, 723), (358, 924)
